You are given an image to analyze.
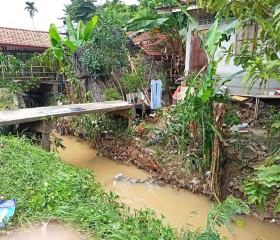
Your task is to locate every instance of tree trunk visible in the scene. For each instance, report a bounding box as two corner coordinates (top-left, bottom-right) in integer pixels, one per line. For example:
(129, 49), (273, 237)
(210, 103), (225, 201)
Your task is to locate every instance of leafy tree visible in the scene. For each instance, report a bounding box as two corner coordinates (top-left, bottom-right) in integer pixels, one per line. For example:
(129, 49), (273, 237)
(137, 0), (158, 16)
(24, 1), (38, 30)
(81, 1), (138, 76)
(64, 0), (97, 22)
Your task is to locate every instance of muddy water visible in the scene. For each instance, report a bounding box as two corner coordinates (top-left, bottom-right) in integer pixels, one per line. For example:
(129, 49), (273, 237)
(58, 136), (280, 240)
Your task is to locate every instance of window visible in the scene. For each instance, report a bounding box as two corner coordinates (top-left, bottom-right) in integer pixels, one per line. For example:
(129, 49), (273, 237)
(235, 23), (260, 55)
(198, 12), (215, 25)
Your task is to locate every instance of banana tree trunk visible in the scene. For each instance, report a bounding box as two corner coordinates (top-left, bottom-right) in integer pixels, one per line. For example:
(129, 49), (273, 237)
(210, 102), (225, 200)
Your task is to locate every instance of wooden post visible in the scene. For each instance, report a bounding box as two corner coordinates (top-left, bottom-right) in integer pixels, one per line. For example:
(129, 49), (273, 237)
(41, 121), (51, 151)
(1, 64), (4, 80)
(128, 107), (136, 127)
(53, 83), (58, 95)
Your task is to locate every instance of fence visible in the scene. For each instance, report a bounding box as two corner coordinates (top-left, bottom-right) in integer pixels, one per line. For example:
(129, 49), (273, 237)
(0, 64), (57, 82)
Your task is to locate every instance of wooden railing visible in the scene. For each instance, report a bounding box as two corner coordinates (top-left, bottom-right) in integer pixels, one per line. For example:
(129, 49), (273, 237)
(0, 65), (58, 82)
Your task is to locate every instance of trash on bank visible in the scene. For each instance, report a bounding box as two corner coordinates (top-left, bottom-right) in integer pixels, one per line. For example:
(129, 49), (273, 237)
(230, 123), (249, 133)
(0, 198), (16, 227)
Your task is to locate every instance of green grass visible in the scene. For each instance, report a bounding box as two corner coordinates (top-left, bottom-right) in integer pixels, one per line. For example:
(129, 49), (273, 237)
(0, 136), (188, 239)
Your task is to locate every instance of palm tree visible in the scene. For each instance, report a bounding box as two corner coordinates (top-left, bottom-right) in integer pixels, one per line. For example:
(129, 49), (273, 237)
(24, 1), (38, 30)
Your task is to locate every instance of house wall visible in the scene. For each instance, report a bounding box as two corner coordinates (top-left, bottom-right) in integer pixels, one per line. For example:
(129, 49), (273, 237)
(184, 10), (280, 96)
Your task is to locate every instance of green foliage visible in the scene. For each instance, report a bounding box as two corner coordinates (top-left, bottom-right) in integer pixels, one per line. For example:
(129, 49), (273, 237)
(244, 181), (271, 212)
(0, 78), (39, 94)
(223, 106), (241, 127)
(166, 17), (233, 174)
(49, 16), (98, 62)
(137, 0), (158, 16)
(265, 108), (280, 155)
(0, 89), (14, 110)
(202, 197), (250, 238)
(24, 1), (38, 29)
(0, 53), (22, 77)
(24, 1), (38, 19)
(125, 10), (188, 45)
(104, 88), (122, 101)
(70, 113), (134, 143)
(26, 49), (59, 72)
(244, 156), (280, 213)
(81, 1), (135, 76)
(64, 0), (97, 23)
(120, 57), (147, 92)
(126, 16), (178, 32)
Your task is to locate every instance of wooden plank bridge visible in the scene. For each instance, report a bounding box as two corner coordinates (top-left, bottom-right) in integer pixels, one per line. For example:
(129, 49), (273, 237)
(0, 101), (135, 151)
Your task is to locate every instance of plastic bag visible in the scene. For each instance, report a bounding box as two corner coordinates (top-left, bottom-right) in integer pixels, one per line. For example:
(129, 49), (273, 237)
(0, 199), (16, 227)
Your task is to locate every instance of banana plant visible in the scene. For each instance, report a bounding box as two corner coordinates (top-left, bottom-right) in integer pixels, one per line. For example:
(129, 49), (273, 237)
(49, 16), (98, 62)
(125, 14), (188, 40)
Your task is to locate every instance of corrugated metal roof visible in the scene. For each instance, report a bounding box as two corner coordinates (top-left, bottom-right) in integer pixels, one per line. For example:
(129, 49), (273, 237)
(126, 31), (181, 58)
(0, 27), (50, 50)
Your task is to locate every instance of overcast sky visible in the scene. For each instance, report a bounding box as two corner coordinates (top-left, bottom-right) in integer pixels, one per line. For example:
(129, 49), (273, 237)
(0, 0), (138, 32)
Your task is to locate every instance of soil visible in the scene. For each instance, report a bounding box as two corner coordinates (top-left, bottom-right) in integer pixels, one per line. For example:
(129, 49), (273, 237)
(1, 222), (89, 240)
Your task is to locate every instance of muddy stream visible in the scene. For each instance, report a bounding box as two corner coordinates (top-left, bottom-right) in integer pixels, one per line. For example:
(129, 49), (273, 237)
(58, 136), (280, 240)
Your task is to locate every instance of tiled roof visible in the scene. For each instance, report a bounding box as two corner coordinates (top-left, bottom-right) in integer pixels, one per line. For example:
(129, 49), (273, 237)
(0, 27), (50, 50)
(126, 31), (181, 58)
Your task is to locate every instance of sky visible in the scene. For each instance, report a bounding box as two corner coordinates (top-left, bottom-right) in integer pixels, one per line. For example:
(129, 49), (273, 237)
(0, 0), (139, 32)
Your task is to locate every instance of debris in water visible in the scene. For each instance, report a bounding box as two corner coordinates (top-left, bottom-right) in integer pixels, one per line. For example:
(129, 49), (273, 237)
(235, 219), (245, 228)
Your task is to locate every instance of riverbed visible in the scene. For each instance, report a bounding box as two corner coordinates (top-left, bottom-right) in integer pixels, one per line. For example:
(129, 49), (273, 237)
(58, 135), (280, 240)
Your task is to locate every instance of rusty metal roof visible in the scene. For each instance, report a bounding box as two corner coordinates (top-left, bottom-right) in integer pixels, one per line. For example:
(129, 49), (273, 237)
(126, 31), (181, 59)
(0, 27), (50, 50)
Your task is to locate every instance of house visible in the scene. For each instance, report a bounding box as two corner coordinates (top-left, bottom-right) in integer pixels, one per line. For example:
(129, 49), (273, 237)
(158, 1), (280, 96)
(0, 27), (59, 107)
(0, 27), (50, 53)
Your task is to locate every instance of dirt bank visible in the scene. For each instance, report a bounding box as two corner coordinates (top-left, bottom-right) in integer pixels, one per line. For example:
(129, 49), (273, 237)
(95, 136), (208, 193)
(94, 132), (280, 225)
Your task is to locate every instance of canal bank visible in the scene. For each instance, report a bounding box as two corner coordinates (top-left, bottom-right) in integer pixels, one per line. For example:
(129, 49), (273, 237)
(58, 135), (280, 240)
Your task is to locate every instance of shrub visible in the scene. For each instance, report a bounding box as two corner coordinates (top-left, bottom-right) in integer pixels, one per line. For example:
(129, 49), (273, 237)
(104, 88), (122, 101)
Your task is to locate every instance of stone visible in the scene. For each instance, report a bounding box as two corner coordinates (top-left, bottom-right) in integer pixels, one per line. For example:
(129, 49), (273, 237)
(228, 139), (238, 144)
(239, 146), (258, 161)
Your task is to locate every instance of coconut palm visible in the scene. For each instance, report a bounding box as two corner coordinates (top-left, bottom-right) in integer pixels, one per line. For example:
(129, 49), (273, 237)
(24, 1), (38, 30)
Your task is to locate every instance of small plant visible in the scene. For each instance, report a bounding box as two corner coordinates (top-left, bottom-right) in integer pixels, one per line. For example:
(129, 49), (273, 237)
(244, 156), (280, 213)
(104, 88), (122, 101)
(223, 107), (241, 127)
(265, 108), (280, 155)
(0, 90), (14, 110)
(200, 196), (250, 239)
(120, 57), (146, 92)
